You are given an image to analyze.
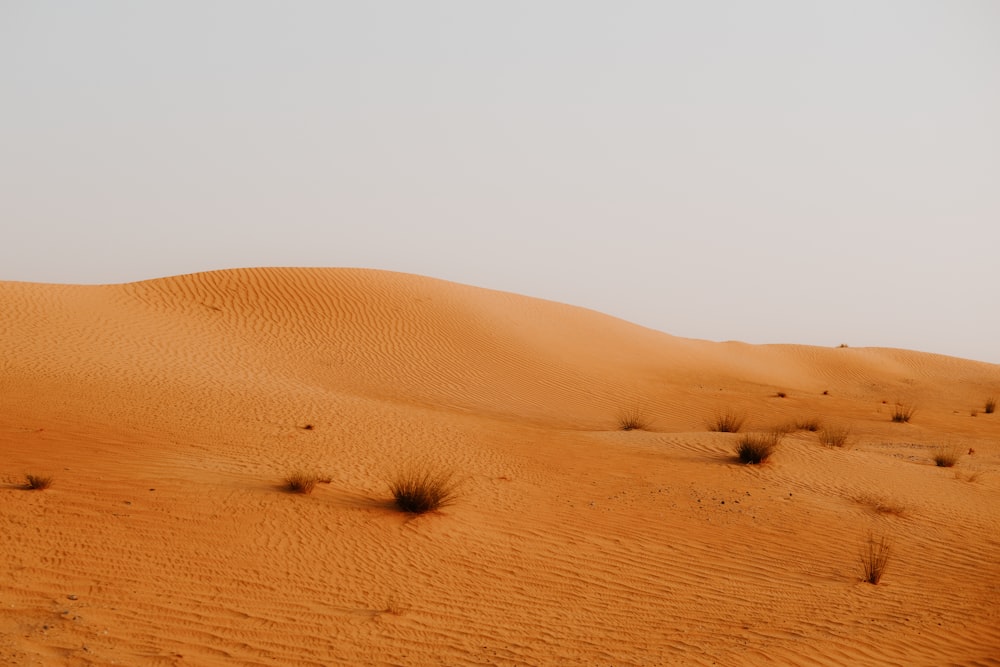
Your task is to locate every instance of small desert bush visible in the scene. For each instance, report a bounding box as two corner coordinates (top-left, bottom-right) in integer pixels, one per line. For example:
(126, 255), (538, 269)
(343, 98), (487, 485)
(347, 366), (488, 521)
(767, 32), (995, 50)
(818, 425), (850, 447)
(890, 403), (916, 423)
(284, 471), (319, 494)
(770, 422), (796, 436)
(860, 532), (892, 584)
(985, 397), (997, 414)
(24, 474), (53, 490)
(617, 408), (650, 431)
(388, 466), (459, 514)
(795, 417), (822, 432)
(709, 409), (746, 433)
(735, 431), (781, 464)
(775, 391), (787, 398)
(932, 446), (962, 468)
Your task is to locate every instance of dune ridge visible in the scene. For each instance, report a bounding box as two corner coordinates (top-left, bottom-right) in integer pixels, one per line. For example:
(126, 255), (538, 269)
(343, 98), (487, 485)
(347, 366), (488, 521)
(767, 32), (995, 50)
(2, 267), (998, 666)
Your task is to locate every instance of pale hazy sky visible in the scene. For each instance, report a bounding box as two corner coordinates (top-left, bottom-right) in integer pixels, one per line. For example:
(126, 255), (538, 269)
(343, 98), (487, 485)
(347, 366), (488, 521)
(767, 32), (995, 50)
(3, 1), (999, 363)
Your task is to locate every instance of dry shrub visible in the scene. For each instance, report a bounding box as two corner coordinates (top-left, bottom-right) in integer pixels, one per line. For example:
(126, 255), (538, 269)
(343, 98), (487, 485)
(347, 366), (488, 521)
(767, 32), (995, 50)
(617, 408), (650, 431)
(860, 532), (892, 584)
(388, 466), (459, 514)
(24, 474), (53, 490)
(771, 422), (797, 436)
(709, 409), (746, 433)
(795, 417), (822, 432)
(932, 446), (962, 468)
(735, 431), (781, 465)
(890, 403), (916, 423)
(775, 391), (787, 398)
(818, 425), (851, 447)
(985, 397), (997, 414)
(284, 472), (319, 494)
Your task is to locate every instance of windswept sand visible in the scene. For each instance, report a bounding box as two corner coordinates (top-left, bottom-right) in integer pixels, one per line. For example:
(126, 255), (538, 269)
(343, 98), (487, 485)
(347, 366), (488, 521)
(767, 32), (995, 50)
(2, 267), (998, 666)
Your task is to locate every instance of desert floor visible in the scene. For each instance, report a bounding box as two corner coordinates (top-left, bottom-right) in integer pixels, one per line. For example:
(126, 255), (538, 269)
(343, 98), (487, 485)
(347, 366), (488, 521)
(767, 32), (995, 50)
(2, 267), (998, 666)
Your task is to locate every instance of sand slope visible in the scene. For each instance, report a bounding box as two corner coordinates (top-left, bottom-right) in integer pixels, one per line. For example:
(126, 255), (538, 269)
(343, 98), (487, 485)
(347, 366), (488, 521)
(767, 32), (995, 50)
(2, 267), (998, 666)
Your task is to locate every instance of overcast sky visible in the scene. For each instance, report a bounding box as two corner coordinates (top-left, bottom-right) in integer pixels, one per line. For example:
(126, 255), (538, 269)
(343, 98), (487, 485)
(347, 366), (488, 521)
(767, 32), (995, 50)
(2, 1), (999, 363)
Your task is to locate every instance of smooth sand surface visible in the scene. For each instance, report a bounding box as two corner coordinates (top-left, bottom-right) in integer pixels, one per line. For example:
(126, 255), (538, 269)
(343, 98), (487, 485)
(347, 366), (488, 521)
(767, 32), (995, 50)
(2, 267), (998, 666)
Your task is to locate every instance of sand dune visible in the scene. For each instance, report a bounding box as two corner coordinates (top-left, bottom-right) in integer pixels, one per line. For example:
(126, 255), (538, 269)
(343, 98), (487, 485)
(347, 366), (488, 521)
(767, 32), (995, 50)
(2, 267), (998, 666)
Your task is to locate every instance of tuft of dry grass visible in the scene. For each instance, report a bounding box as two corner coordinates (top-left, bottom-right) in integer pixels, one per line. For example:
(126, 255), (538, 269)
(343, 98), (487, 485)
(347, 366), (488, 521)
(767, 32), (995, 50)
(388, 466), (460, 514)
(890, 402), (916, 423)
(617, 408), (651, 431)
(795, 416), (822, 432)
(932, 446), (962, 468)
(24, 474), (53, 490)
(985, 397), (997, 414)
(284, 472), (320, 494)
(860, 532), (892, 584)
(709, 409), (746, 433)
(770, 421), (796, 436)
(818, 425), (851, 447)
(735, 431), (781, 464)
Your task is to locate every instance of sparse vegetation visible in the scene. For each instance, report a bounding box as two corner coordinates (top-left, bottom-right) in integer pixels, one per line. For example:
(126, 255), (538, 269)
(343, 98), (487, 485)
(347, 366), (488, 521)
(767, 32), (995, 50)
(860, 532), (892, 584)
(24, 474), (53, 490)
(985, 397), (997, 414)
(890, 403), (916, 423)
(735, 431), (781, 464)
(775, 391), (787, 398)
(771, 422), (796, 435)
(617, 408), (650, 431)
(709, 409), (746, 433)
(818, 425), (850, 447)
(795, 417), (822, 432)
(932, 446), (962, 468)
(284, 471), (320, 494)
(388, 466), (460, 514)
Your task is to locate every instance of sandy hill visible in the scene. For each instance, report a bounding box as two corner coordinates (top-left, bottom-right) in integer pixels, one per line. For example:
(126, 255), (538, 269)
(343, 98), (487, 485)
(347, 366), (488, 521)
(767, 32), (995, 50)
(2, 267), (998, 666)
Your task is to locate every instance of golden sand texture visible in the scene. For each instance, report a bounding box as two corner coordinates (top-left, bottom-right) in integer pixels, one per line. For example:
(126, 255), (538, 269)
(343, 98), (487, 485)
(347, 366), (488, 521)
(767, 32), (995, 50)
(2, 267), (998, 665)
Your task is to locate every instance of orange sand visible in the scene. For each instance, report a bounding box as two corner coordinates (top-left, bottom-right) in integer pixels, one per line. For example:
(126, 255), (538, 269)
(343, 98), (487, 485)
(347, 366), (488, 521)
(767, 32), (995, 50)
(2, 267), (998, 666)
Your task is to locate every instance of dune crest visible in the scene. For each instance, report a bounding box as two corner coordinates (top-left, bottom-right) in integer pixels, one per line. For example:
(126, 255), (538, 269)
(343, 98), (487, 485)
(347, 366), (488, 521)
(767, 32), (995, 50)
(2, 267), (998, 665)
